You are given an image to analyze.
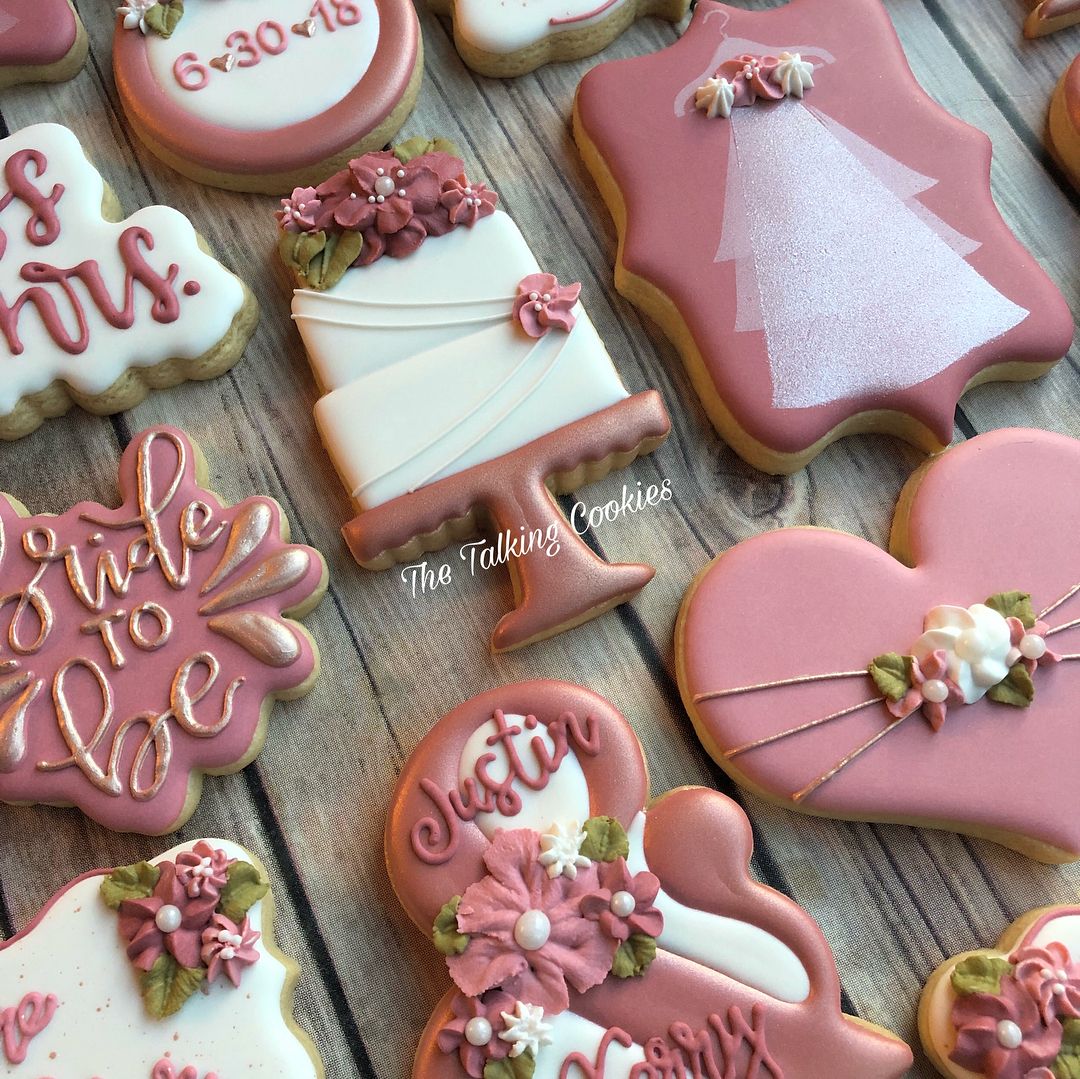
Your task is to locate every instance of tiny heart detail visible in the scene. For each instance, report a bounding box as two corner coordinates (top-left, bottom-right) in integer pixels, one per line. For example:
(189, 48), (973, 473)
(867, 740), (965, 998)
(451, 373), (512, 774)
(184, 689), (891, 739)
(210, 52), (236, 73)
(291, 18), (317, 36)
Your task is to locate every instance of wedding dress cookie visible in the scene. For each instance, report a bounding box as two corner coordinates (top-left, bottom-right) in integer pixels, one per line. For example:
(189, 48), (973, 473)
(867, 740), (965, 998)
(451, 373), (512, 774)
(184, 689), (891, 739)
(677, 428), (1080, 863)
(428, 0), (687, 78)
(0, 0), (87, 88)
(113, 0), (422, 193)
(1025, 0), (1080, 36)
(386, 681), (913, 1079)
(280, 140), (671, 653)
(0, 838), (324, 1077)
(0, 123), (258, 440)
(574, 0), (1073, 474)
(920, 904), (1080, 1079)
(0, 426), (328, 834)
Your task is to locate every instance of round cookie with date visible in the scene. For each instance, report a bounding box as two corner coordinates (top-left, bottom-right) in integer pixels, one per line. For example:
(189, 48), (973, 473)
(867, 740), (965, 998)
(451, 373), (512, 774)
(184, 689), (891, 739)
(113, 0), (422, 194)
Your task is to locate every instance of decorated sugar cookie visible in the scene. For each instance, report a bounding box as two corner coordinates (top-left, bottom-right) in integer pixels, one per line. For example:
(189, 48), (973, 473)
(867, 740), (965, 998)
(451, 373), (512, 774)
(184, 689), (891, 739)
(0, 838), (324, 1076)
(920, 904), (1080, 1079)
(386, 681), (913, 1079)
(1025, 0), (1080, 36)
(280, 139), (671, 653)
(1049, 56), (1080, 192)
(113, 0), (422, 193)
(0, 0), (87, 88)
(429, 0), (688, 78)
(677, 428), (1080, 862)
(0, 426), (328, 834)
(573, 0), (1074, 474)
(0, 123), (257, 440)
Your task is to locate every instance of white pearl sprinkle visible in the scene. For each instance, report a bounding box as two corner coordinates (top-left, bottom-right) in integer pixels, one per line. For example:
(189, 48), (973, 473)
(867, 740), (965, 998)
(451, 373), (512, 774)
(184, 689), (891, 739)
(398, 189), (407, 197)
(376, 195), (385, 203)
(542, 293), (551, 302)
(220, 946), (236, 961)
(513, 909), (551, 951)
(921, 678), (949, 704)
(376, 168), (385, 175)
(396, 169), (405, 178)
(218, 929), (232, 944)
(533, 302), (543, 311)
(465, 1017), (493, 1047)
(610, 890), (636, 918)
(1020, 634), (1047, 661)
(1054, 983), (1067, 996)
(995, 1019), (1023, 1050)
(529, 292), (539, 301)
(367, 195), (376, 203)
(155, 905), (182, 934)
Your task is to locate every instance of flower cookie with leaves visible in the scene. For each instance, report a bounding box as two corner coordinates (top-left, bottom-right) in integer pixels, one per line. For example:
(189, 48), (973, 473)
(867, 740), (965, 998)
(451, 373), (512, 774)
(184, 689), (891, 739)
(920, 903), (1080, 1079)
(387, 681), (913, 1079)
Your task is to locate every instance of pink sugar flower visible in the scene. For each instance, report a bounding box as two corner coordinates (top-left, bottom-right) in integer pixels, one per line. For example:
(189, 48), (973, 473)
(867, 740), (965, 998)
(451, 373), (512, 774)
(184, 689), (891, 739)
(513, 274), (581, 338)
(580, 859), (663, 942)
(200, 913), (261, 987)
(175, 841), (233, 901)
(436, 991), (515, 1078)
(1011, 941), (1080, 1025)
(886, 649), (963, 731)
(275, 187), (321, 233)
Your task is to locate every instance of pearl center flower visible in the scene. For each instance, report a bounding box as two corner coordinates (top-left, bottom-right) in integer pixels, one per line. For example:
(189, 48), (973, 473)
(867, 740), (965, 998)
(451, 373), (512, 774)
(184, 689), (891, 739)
(155, 904), (182, 933)
(610, 890), (636, 917)
(513, 909), (551, 951)
(465, 1017), (493, 1046)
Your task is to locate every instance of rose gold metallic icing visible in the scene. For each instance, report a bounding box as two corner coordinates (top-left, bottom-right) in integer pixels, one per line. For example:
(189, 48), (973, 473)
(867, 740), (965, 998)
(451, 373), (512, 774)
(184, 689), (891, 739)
(0, 0), (77, 68)
(388, 681), (913, 1078)
(574, 0), (1074, 462)
(678, 428), (1080, 861)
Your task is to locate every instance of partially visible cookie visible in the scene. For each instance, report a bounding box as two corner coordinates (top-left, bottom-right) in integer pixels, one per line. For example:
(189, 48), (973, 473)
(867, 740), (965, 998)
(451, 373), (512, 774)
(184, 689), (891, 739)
(920, 903), (1080, 1079)
(1025, 0), (1080, 37)
(0, 0), (87, 90)
(429, 0), (688, 78)
(1049, 55), (1080, 191)
(0, 838), (324, 1077)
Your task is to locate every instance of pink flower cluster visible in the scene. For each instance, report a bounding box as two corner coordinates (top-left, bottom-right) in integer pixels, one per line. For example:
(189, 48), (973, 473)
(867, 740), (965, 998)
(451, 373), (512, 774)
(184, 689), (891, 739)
(275, 150), (497, 267)
(886, 649), (963, 731)
(513, 274), (581, 338)
(716, 54), (786, 108)
(950, 942), (1080, 1079)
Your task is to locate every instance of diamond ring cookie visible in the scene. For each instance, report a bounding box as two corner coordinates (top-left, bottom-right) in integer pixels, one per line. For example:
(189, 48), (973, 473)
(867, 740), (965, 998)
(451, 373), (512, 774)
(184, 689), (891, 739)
(0, 0), (88, 89)
(573, 0), (1074, 474)
(920, 904), (1080, 1079)
(428, 0), (688, 78)
(0, 838), (324, 1077)
(1025, 0), (1080, 36)
(113, 0), (422, 194)
(0, 426), (328, 835)
(386, 681), (913, 1079)
(0, 123), (258, 441)
(280, 139), (671, 653)
(677, 428), (1080, 863)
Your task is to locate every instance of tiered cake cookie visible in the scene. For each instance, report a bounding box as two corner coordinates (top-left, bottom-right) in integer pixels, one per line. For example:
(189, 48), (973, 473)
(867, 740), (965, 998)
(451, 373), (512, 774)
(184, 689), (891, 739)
(1049, 56), (1080, 192)
(0, 0), (87, 88)
(0, 839), (324, 1076)
(1025, 0), (1080, 36)
(428, 0), (688, 78)
(573, 0), (1074, 474)
(0, 426), (328, 834)
(113, 0), (422, 193)
(677, 428), (1080, 863)
(386, 681), (913, 1078)
(280, 140), (671, 653)
(920, 904), (1080, 1079)
(0, 123), (258, 440)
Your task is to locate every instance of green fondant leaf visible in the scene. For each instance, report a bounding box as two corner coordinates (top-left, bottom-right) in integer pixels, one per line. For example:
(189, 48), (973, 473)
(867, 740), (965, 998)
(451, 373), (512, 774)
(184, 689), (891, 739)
(319, 230), (364, 291)
(1054, 1020), (1080, 1079)
(143, 0), (184, 38)
(580, 817), (629, 863)
(433, 896), (469, 956)
(217, 860), (268, 923)
(987, 663), (1036, 708)
(868, 653), (912, 702)
(100, 861), (160, 909)
(279, 229), (363, 292)
(950, 955), (1013, 996)
(611, 933), (657, 979)
(985, 591), (1036, 629)
(484, 1049), (535, 1079)
(393, 136), (462, 163)
(141, 953), (204, 1019)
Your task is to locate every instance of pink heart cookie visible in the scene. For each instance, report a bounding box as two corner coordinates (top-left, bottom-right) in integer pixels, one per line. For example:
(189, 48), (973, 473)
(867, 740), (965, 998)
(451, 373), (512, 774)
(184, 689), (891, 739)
(387, 681), (913, 1079)
(0, 426), (328, 834)
(677, 427), (1080, 863)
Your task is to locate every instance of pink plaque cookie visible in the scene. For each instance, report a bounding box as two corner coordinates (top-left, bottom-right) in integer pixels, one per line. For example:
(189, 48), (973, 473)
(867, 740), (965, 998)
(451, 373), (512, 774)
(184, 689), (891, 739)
(0, 0), (87, 88)
(0, 426), (328, 834)
(386, 681), (913, 1079)
(113, 0), (422, 193)
(678, 428), (1080, 863)
(0, 838), (324, 1076)
(920, 903), (1080, 1079)
(573, 0), (1074, 474)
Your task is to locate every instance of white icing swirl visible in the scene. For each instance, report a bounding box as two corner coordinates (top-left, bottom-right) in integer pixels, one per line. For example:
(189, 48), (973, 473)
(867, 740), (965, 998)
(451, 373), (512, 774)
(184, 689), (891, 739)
(694, 76), (735, 119)
(771, 52), (815, 98)
(911, 604), (1014, 704)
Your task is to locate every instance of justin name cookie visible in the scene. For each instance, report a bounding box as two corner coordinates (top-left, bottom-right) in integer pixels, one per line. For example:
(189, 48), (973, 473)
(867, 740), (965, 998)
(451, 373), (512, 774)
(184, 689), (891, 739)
(0, 122), (258, 440)
(573, 0), (1074, 474)
(386, 680), (913, 1079)
(279, 138), (671, 653)
(113, 0), (422, 194)
(0, 426), (328, 835)
(677, 427), (1080, 863)
(0, 838), (324, 1077)
(0, 0), (87, 89)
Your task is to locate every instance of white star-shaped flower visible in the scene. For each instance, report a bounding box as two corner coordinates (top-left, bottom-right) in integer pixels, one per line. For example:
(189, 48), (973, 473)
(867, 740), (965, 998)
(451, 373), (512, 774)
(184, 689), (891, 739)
(537, 820), (591, 880)
(117, 0), (155, 33)
(694, 76), (735, 120)
(499, 1002), (553, 1059)
(771, 52), (815, 98)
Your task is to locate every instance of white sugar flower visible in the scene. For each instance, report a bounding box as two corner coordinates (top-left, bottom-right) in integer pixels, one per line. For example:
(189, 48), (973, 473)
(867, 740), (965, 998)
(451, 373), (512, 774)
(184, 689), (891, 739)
(117, 0), (156, 33)
(694, 76), (735, 119)
(911, 604), (1013, 704)
(537, 820), (591, 880)
(771, 52), (815, 98)
(499, 1002), (553, 1059)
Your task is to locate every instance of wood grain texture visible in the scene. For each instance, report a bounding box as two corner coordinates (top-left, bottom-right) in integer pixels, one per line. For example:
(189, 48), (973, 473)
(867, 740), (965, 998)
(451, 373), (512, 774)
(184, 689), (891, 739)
(0, 1), (1077, 1076)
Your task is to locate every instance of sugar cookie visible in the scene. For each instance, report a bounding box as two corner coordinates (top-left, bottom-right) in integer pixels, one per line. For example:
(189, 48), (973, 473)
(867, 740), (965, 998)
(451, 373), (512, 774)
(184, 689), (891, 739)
(0, 0), (87, 89)
(1025, 0), (1080, 37)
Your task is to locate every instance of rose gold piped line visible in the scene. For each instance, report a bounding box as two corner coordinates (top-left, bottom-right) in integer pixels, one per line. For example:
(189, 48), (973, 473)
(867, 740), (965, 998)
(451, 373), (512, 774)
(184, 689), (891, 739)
(692, 669), (868, 704)
(1040, 582), (1080, 620)
(792, 711), (916, 804)
(1045, 616), (1080, 637)
(724, 696), (885, 759)
(1053, 653), (1080, 661)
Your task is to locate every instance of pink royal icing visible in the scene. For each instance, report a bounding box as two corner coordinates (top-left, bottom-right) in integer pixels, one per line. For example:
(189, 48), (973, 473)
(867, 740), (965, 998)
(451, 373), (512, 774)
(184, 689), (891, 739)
(0, 0), (78, 68)
(0, 992), (57, 1065)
